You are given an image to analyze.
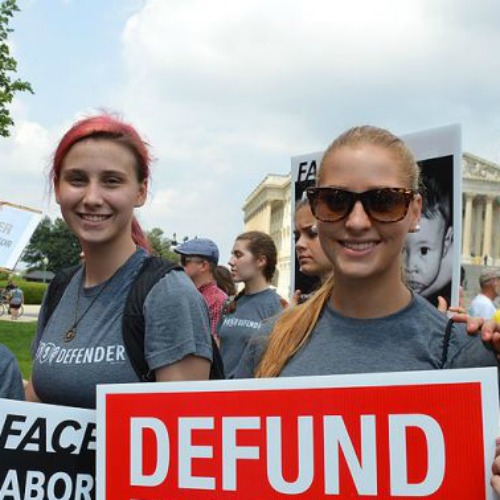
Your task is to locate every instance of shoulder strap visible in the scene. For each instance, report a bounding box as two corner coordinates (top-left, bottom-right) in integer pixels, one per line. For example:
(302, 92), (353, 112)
(122, 256), (179, 382)
(440, 318), (454, 367)
(122, 255), (225, 382)
(35, 265), (81, 348)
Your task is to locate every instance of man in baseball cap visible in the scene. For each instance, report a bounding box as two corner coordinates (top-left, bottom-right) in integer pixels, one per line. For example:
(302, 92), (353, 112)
(469, 267), (500, 319)
(175, 238), (227, 338)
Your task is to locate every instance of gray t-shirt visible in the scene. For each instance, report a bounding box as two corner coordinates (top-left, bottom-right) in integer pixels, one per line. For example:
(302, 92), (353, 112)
(469, 293), (496, 319)
(218, 288), (283, 378)
(32, 249), (212, 409)
(235, 294), (498, 378)
(0, 344), (25, 400)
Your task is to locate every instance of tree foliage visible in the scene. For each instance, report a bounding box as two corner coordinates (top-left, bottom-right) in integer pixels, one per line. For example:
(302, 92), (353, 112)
(146, 227), (179, 262)
(0, 0), (33, 137)
(22, 216), (81, 272)
(23, 221), (188, 273)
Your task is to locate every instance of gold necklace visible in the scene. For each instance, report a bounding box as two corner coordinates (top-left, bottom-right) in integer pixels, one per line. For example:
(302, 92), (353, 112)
(63, 269), (117, 342)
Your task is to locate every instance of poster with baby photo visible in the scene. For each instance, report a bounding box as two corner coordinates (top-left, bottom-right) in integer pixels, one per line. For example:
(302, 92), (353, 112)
(290, 124), (461, 307)
(403, 125), (461, 309)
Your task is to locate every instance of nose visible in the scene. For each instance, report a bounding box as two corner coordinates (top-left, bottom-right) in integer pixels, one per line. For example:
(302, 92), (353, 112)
(344, 200), (371, 231)
(404, 247), (418, 274)
(295, 234), (307, 251)
(82, 180), (104, 206)
(228, 256), (235, 267)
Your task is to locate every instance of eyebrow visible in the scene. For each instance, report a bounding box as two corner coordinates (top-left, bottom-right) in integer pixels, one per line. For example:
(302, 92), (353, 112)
(62, 168), (127, 176)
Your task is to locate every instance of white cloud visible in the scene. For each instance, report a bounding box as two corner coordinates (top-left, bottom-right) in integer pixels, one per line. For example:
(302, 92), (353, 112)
(0, 119), (50, 208)
(4, 0), (500, 263)
(113, 0), (500, 259)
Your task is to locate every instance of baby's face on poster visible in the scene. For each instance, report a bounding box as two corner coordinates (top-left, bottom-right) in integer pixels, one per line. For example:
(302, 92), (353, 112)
(405, 215), (446, 294)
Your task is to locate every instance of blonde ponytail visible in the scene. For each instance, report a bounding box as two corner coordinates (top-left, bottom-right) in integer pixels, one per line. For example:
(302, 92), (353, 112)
(255, 277), (334, 377)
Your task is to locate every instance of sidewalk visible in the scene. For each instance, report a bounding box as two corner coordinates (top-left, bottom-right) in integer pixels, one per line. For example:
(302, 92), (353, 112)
(0, 304), (40, 323)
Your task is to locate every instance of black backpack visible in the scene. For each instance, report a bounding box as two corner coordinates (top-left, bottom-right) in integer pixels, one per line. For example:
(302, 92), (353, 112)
(37, 255), (225, 381)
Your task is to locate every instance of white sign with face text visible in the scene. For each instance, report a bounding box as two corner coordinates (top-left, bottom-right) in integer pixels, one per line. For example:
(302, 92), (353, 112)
(0, 201), (43, 270)
(290, 124), (461, 307)
(0, 399), (96, 499)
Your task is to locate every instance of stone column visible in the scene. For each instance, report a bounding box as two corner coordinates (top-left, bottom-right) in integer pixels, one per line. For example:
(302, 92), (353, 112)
(473, 198), (483, 260)
(262, 201), (272, 234)
(494, 201), (500, 264)
(482, 195), (494, 262)
(462, 193), (474, 261)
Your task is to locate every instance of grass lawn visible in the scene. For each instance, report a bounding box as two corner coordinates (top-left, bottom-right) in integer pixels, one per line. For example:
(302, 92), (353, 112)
(0, 321), (36, 379)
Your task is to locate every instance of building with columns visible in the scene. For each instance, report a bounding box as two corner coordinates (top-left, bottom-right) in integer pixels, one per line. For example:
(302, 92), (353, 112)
(243, 174), (292, 298)
(243, 153), (500, 299)
(462, 153), (500, 265)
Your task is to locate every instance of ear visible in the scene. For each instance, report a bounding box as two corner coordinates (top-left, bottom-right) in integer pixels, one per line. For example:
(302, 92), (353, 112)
(134, 179), (148, 208)
(442, 226), (453, 257)
(54, 183), (61, 205)
(256, 253), (267, 272)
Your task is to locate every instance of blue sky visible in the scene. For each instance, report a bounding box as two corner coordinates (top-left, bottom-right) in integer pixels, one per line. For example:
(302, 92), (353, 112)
(3, 0), (500, 263)
(11, 0), (140, 125)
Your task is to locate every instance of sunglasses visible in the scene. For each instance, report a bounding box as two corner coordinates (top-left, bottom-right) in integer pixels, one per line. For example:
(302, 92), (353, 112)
(180, 256), (206, 266)
(306, 187), (415, 223)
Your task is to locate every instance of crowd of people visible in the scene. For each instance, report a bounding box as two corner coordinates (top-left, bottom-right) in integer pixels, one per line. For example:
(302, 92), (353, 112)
(2, 114), (500, 493)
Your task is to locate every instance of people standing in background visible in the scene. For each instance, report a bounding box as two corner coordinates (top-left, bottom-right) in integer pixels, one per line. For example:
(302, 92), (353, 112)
(218, 231), (285, 378)
(469, 268), (500, 319)
(26, 114), (212, 409)
(214, 265), (237, 297)
(0, 344), (25, 400)
(293, 198), (333, 303)
(5, 280), (15, 292)
(174, 238), (228, 339)
(7, 282), (24, 320)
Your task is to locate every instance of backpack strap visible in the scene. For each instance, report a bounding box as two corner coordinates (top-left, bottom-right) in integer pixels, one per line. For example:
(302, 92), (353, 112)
(34, 265), (81, 350)
(440, 318), (454, 367)
(122, 255), (225, 381)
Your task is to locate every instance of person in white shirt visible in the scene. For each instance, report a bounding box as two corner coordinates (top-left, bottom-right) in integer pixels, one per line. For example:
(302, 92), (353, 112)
(469, 268), (500, 319)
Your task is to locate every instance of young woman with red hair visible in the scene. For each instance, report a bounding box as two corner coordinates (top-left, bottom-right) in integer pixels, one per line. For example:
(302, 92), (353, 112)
(26, 114), (212, 408)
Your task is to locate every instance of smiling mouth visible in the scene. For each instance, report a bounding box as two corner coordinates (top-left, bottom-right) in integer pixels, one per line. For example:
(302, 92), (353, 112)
(78, 213), (112, 222)
(340, 241), (378, 251)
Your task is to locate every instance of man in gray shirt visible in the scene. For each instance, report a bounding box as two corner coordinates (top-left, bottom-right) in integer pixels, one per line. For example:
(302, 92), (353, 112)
(0, 344), (25, 400)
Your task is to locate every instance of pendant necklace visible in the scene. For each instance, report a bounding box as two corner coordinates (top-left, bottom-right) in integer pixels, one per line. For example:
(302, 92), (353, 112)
(64, 269), (118, 342)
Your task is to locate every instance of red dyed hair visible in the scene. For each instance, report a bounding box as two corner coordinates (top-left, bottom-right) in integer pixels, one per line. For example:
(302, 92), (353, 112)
(51, 114), (152, 251)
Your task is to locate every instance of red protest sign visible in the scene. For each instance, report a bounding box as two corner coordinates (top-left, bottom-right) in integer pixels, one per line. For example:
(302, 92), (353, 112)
(97, 368), (498, 499)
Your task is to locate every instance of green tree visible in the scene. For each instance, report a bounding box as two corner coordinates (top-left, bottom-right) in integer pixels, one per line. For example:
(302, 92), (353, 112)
(22, 216), (81, 272)
(146, 227), (179, 261)
(0, 0), (33, 137)
(21, 215), (51, 266)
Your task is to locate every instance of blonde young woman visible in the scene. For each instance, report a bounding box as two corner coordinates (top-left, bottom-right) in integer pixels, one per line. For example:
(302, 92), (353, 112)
(235, 125), (497, 379)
